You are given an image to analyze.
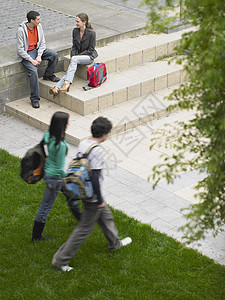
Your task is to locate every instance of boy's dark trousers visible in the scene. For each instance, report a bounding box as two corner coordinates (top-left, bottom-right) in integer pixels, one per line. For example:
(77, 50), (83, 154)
(52, 203), (122, 268)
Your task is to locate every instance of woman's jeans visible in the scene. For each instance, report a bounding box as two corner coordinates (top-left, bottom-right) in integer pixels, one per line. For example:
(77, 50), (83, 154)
(22, 48), (58, 101)
(35, 174), (63, 223)
(56, 55), (93, 88)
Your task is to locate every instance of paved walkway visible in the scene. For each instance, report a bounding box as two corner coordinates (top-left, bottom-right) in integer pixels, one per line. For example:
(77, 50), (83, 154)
(0, 0), (224, 265)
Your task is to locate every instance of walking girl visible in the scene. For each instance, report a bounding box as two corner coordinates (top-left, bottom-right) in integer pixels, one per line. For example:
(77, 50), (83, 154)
(49, 13), (98, 97)
(32, 111), (69, 241)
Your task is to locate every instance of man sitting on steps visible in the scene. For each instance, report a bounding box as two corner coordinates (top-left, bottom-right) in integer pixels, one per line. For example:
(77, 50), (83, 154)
(16, 10), (60, 109)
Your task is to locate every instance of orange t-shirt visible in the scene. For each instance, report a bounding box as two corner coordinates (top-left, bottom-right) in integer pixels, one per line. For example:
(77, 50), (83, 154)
(27, 26), (38, 51)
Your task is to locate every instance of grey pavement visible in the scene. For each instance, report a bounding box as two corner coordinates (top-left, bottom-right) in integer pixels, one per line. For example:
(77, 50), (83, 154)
(0, 0), (224, 266)
(0, 113), (225, 266)
(90, 0), (149, 18)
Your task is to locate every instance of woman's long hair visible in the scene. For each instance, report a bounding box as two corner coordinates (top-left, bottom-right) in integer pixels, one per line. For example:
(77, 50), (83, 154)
(77, 13), (93, 29)
(49, 111), (69, 146)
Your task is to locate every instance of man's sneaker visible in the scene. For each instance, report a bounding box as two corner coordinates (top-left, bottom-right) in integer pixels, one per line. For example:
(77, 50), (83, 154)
(43, 74), (60, 82)
(121, 237), (132, 247)
(61, 265), (73, 272)
(52, 257), (73, 272)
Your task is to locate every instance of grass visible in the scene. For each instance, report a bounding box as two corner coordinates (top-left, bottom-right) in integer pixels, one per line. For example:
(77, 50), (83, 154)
(0, 149), (225, 299)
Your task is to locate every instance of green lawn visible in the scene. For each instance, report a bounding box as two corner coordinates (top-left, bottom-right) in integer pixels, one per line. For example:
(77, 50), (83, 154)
(0, 149), (224, 299)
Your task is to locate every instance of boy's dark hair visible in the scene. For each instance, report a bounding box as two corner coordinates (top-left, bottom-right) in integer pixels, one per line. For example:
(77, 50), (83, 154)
(91, 117), (112, 138)
(27, 11), (40, 22)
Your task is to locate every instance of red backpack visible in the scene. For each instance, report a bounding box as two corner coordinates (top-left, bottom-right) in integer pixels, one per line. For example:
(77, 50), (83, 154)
(83, 63), (107, 91)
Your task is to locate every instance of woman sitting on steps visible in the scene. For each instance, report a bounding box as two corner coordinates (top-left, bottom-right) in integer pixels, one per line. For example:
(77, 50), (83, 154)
(50, 13), (98, 98)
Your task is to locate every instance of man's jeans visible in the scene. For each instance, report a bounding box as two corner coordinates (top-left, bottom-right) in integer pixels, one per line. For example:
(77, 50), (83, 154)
(22, 48), (58, 101)
(56, 55), (93, 88)
(35, 174), (62, 223)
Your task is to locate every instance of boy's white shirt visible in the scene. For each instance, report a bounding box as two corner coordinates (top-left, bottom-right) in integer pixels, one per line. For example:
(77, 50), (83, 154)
(76, 138), (105, 170)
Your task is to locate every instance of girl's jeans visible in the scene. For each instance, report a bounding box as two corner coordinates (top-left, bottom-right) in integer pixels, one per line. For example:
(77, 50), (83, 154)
(56, 55), (93, 88)
(35, 174), (63, 223)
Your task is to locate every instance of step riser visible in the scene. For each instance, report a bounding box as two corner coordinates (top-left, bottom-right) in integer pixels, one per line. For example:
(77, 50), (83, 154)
(40, 69), (185, 116)
(5, 105), (80, 145)
(63, 40), (179, 79)
(6, 101), (177, 147)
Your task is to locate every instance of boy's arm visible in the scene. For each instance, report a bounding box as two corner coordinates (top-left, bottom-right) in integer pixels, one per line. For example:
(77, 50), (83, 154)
(16, 28), (32, 61)
(37, 24), (46, 57)
(91, 169), (104, 205)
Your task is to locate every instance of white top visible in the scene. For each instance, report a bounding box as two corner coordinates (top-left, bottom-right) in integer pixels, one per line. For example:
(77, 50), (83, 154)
(76, 138), (104, 170)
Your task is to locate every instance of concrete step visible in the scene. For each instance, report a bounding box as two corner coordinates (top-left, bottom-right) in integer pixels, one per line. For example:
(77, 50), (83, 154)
(39, 59), (185, 116)
(5, 85), (179, 146)
(63, 27), (192, 79)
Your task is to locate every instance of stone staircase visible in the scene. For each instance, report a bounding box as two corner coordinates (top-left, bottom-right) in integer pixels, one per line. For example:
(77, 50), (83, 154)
(6, 28), (190, 146)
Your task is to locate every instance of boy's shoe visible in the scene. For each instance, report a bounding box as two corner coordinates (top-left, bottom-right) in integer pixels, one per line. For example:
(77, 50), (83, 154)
(61, 265), (73, 272)
(52, 257), (73, 272)
(43, 74), (60, 82)
(121, 237), (132, 247)
(31, 100), (40, 109)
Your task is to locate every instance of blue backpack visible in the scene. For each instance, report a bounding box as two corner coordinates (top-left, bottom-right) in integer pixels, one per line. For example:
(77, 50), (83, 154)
(63, 144), (98, 200)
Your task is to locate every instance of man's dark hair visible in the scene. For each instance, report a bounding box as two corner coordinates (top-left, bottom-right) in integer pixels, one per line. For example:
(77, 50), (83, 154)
(27, 11), (40, 22)
(91, 117), (112, 138)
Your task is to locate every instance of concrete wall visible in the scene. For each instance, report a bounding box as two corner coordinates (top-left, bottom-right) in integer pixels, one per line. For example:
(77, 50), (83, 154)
(0, 47), (69, 113)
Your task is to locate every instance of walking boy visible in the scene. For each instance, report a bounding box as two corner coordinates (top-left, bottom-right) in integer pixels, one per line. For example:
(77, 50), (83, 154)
(52, 117), (132, 271)
(16, 11), (60, 109)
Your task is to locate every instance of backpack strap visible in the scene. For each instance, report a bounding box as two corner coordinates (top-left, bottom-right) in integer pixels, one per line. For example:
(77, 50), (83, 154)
(82, 80), (90, 91)
(39, 139), (47, 158)
(75, 144), (99, 160)
(82, 74), (107, 91)
(40, 139), (45, 147)
(84, 144), (99, 158)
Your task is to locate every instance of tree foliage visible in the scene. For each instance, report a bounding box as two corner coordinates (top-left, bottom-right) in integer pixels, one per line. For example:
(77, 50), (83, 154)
(140, 0), (225, 243)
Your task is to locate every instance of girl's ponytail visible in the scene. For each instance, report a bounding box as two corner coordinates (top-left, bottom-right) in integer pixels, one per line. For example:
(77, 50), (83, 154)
(77, 13), (93, 30)
(86, 21), (93, 30)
